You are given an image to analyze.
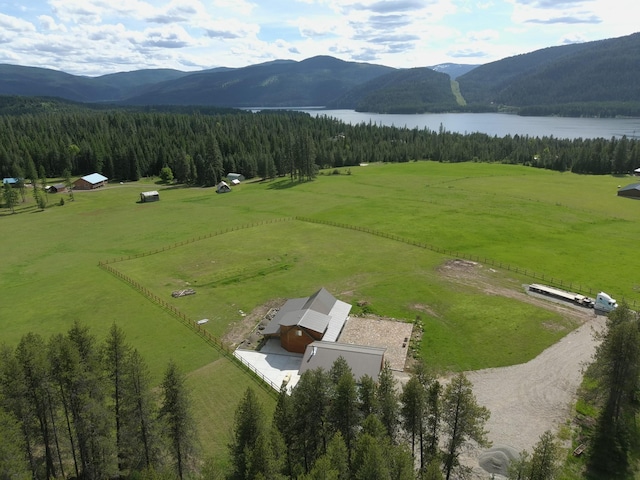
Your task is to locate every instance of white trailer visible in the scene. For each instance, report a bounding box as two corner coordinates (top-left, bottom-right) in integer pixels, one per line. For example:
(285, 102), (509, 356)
(528, 284), (595, 308)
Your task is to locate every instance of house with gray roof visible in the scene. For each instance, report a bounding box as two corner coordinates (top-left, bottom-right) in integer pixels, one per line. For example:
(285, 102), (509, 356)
(262, 288), (351, 354)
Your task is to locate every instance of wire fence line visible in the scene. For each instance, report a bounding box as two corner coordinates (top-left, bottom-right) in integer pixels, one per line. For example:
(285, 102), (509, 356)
(97, 262), (278, 398)
(99, 217), (295, 265)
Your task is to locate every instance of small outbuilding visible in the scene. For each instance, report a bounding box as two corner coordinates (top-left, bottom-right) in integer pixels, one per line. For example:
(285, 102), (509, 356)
(617, 183), (640, 199)
(45, 183), (67, 193)
(227, 173), (245, 182)
(634, 168), (640, 176)
(216, 181), (231, 193)
(140, 190), (160, 202)
(73, 173), (108, 190)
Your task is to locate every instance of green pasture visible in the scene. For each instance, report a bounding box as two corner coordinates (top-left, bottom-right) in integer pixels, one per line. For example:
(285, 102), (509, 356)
(2, 161), (640, 460)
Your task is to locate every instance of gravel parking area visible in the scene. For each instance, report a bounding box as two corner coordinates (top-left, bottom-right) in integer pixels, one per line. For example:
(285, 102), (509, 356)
(338, 316), (414, 371)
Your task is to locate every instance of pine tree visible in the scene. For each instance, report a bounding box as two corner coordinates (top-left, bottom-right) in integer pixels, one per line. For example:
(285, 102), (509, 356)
(159, 360), (196, 480)
(376, 361), (399, 441)
(441, 373), (490, 480)
(103, 324), (130, 473)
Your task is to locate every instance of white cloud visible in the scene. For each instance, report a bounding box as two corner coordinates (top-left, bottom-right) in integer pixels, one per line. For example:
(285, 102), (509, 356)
(0, 13), (37, 32)
(38, 15), (68, 32)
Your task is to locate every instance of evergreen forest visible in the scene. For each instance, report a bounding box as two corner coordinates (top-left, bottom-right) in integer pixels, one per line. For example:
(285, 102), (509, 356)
(0, 100), (639, 186)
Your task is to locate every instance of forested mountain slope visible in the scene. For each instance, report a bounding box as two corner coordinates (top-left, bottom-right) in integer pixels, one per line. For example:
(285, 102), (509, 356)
(0, 64), (189, 102)
(457, 32), (640, 114)
(124, 56), (394, 107)
(327, 67), (458, 113)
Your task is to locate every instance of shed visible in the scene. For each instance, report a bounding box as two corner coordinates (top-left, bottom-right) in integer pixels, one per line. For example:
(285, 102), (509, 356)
(231, 179), (241, 186)
(73, 173), (108, 190)
(46, 183), (67, 193)
(617, 183), (640, 199)
(140, 190), (160, 202)
(227, 173), (245, 182)
(216, 181), (231, 193)
(299, 341), (386, 381)
(262, 288), (351, 354)
(634, 168), (640, 176)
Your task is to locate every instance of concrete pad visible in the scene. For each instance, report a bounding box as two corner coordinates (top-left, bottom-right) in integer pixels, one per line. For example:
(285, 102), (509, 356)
(234, 339), (303, 391)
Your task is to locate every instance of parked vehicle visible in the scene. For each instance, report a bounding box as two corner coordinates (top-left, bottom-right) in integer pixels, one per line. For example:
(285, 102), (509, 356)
(594, 292), (618, 313)
(528, 283), (595, 308)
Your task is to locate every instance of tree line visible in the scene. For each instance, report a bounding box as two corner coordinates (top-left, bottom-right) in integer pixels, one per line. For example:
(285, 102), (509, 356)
(0, 323), (195, 480)
(577, 303), (640, 478)
(0, 104), (639, 192)
(228, 359), (565, 480)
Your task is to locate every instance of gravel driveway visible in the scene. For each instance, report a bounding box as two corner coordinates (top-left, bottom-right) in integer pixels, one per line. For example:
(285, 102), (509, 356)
(461, 313), (606, 477)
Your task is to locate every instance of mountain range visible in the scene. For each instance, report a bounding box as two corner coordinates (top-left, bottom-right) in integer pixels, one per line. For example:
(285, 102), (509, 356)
(1, 32), (639, 116)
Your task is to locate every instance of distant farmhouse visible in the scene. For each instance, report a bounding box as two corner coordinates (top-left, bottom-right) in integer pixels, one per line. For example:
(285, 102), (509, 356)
(262, 288), (351, 354)
(2, 177), (21, 187)
(617, 183), (640, 199)
(74, 173), (108, 190)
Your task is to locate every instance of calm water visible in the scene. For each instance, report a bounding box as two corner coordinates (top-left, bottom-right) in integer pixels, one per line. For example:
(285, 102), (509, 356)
(292, 109), (640, 140)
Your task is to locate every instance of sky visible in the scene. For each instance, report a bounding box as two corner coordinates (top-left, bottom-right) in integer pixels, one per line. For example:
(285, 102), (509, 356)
(0, 0), (636, 77)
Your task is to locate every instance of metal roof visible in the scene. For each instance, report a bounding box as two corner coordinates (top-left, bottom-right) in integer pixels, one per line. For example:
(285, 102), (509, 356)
(321, 299), (351, 342)
(299, 341), (386, 380)
(280, 309), (329, 333)
(618, 183), (640, 192)
(260, 289), (351, 338)
(81, 173), (108, 184)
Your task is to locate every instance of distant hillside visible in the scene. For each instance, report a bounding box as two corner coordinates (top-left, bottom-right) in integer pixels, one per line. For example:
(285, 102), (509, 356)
(124, 56), (394, 107)
(328, 67), (458, 113)
(0, 64), (189, 102)
(428, 63), (478, 79)
(457, 32), (640, 114)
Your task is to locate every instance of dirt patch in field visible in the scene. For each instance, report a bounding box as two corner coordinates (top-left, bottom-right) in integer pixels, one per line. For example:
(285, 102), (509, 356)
(222, 298), (285, 349)
(437, 259), (592, 324)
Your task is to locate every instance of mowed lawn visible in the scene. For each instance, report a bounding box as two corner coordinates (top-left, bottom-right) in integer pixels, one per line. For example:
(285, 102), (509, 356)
(2, 161), (639, 460)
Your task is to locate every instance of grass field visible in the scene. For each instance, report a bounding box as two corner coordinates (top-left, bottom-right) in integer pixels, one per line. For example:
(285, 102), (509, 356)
(2, 161), (639, 461)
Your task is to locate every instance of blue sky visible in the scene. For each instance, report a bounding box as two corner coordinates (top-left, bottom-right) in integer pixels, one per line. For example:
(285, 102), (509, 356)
(0, 0), (635, 76)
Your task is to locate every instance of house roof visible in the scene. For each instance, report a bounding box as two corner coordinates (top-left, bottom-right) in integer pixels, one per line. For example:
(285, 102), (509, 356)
(2, 177), (20, 184)
(261, 288), (352, 338)
(299, 341), (386, 380)
(141, 190), (159, 196)
(80, 173), (108, 184)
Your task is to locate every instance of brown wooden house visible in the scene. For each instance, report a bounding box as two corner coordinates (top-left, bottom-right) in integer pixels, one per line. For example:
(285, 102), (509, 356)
(262, 288), (352, 354)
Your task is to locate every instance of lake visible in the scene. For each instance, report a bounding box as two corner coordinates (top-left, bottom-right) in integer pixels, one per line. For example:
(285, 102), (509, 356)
(291, 109), (640, 141)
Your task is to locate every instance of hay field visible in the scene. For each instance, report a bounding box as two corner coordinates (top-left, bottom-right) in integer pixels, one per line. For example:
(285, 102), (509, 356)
(2, 161), (639, 460)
